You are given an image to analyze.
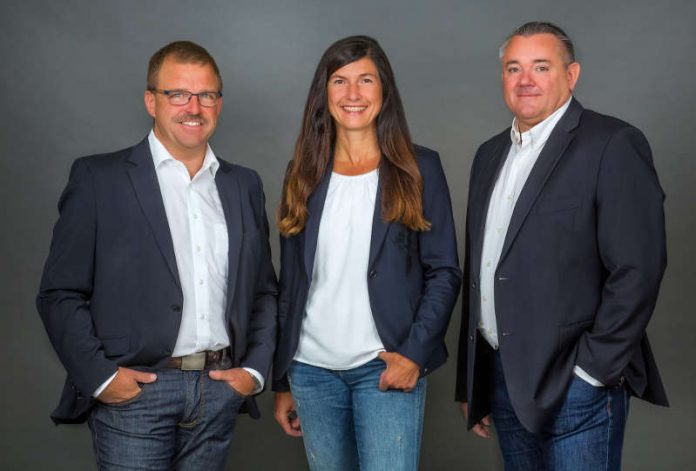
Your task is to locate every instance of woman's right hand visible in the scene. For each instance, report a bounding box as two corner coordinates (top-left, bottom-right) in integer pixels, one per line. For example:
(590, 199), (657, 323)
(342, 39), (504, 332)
(274, 391), (303, 437)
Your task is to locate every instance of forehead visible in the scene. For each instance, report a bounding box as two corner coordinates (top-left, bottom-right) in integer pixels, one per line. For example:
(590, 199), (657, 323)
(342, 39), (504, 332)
(156, 57), (219, 88)
(503, 33), (565, 63)
(331, 57), (379, 77)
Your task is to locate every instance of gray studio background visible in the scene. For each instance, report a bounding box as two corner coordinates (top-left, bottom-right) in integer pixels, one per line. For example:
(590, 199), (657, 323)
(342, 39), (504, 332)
(1, 0), (694, 469)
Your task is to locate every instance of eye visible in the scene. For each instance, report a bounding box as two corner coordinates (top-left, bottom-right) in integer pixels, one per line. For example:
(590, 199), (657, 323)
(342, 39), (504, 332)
(169, 91), (185, 99)
(535, 65), (550, 72)
(361, 77), (374, 84)
(506, 66), (520, 74)
(331, 78), (345, 85)
(198, 92), (214, 100)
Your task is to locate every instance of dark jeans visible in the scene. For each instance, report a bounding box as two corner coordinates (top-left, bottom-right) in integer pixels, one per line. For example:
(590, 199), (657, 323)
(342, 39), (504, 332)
(491, 351), (629, 471)
(88, 361), (245, 470)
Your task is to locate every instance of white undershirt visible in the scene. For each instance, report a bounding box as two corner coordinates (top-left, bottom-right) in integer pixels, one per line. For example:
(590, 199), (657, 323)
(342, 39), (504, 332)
(294, 169), (385, 369)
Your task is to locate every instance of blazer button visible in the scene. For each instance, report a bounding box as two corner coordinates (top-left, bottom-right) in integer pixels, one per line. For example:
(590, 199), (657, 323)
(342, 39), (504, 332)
(368, 270), (377, 279)
(469, 335), (474, 342)
(471, 281), (477, 289)
(171, 304), (182, 312)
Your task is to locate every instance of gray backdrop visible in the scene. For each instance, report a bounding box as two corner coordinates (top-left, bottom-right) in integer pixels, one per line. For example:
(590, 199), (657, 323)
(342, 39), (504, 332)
(1, 0), (694, 469)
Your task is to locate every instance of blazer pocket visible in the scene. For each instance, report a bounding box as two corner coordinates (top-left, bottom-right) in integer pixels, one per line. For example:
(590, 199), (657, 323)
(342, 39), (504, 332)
(558, 319), (594, 351)
(535, 197), (581, 214)
(101, 336), (130, 358)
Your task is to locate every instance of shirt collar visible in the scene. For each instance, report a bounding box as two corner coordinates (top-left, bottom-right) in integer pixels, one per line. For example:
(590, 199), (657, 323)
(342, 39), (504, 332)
(510, 97), (572, 150)
(148, 130), (219, 177)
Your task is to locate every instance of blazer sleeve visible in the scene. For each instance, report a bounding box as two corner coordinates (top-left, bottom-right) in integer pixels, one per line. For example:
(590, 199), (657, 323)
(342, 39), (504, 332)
(575, 126), (667, 386)
(239, 171), (279, 384)
(36, 158), (118, 397)
(396, 150), (463, 369)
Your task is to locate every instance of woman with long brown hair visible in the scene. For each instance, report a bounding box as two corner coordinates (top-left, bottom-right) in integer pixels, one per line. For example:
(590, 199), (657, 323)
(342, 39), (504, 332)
(272, 35), (461, 470)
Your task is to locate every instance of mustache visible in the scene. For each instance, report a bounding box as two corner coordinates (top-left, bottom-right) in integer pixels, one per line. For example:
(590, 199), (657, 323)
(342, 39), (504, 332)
(174, 114), (206, 124)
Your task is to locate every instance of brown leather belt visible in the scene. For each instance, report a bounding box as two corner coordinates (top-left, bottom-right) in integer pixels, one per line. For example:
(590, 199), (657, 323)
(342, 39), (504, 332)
(167, 348), (230, 371)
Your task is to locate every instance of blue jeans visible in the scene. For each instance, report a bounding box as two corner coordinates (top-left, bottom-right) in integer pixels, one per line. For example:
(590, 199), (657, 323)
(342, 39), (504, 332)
(490, 351), (629, 471)
(88, 360), (246, 470)
(288, 358), (427, 471)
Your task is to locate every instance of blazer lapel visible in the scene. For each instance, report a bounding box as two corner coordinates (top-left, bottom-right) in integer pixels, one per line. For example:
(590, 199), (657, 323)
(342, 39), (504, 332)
(303, 161), (333, 280)
(215, 161), (243, 313)
(127, 138), (181, 289)
(367, 170), (388, 269)
(470, 137), (510, 279)
(498, 99), (583, 263)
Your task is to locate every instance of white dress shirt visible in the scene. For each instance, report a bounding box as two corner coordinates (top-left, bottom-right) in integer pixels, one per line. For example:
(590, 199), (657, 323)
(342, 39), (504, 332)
(94, 131), (262, 397)
(294, 170), (386, 369)
(478, 98), (603, 387)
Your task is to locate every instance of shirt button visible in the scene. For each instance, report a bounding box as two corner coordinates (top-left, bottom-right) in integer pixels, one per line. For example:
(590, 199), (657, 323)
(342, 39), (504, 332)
(199, 279), (204, 285)
(193, 214), (198, 219)
(196, 245), (201, 252)
(170, 304), (182, 312)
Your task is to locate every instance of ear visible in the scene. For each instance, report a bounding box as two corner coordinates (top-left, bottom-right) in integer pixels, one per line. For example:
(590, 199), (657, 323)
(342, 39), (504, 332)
(567, 62), (581, 91)
(144, 90), (156, 118)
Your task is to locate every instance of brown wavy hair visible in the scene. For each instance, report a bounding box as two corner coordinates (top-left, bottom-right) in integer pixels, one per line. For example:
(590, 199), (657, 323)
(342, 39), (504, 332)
(278, 35), (430, 237)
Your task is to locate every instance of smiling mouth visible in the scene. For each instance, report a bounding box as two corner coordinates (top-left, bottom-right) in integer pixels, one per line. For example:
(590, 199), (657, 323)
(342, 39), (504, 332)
(180, 121), (203, 126)
(342, 106), (368, 112)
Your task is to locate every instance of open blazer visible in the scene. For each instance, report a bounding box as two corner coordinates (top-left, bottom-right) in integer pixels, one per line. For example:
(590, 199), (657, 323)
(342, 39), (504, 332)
(273, 145), (462, 391)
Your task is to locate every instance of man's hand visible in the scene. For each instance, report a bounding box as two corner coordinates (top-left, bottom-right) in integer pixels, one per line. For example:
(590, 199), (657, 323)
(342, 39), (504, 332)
(378, 351), (420, 392)
(274, 391), (302, 437)
(459, 401), (492, 438)
(97, 367), (157, 404)
(208, 368), (256, 396)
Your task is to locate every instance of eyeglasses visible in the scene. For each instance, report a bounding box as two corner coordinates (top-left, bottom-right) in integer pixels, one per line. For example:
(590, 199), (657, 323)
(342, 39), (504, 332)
(149, 89), (222, 107)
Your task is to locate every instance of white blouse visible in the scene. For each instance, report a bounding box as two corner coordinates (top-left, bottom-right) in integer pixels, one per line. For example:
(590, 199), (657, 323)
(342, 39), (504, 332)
(294, 169), (385, 369)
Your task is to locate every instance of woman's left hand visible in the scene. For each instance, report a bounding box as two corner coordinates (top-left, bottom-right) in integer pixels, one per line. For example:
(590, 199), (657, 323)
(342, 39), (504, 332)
(378, 352), (420, 392)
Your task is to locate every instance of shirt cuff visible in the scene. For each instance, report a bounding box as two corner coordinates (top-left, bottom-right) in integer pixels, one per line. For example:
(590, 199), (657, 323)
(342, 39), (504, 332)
(93, 371), (118, 398)
(243, 367), (265, 394)
(573, 365), (604, 387)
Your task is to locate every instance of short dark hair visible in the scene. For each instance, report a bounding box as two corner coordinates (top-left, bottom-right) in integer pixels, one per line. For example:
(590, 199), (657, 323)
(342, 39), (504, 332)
(500, 21), (576, 65)
(146, 40), (222, 90)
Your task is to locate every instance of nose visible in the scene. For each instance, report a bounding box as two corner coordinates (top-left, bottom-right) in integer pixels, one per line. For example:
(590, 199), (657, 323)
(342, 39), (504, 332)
(186, 94), (202, 113)
(347, 82), (361, 100)
(519, 68), (534, 86)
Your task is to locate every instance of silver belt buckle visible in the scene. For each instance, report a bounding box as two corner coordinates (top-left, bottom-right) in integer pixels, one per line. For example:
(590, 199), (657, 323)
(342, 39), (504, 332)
(181, 352), (206, 370)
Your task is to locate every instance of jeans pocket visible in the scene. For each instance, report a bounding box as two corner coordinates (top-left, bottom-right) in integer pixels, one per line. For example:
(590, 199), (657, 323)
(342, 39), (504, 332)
(104, 385), (145, 407)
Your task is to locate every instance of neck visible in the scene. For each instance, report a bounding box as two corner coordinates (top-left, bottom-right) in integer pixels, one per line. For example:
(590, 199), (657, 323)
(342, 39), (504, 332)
(334, 128), (380, 165)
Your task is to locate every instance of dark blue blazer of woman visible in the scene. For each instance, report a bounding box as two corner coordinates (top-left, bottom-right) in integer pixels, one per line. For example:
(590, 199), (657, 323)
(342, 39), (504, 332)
(272, 145), (462, 391)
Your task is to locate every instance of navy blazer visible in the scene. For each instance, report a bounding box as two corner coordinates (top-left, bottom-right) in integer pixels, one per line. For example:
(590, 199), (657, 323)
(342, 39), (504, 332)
(273, 146), (462, 391)
(455, 99), (668, 433)
(37, 138), (278, 424)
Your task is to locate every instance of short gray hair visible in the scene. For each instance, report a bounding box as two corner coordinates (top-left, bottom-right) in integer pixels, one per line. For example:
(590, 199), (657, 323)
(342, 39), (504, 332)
(499, 21), (576, 65)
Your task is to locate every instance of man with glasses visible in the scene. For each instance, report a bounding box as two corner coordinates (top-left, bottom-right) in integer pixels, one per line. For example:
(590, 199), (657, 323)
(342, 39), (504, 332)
(37, 41), (277, 469)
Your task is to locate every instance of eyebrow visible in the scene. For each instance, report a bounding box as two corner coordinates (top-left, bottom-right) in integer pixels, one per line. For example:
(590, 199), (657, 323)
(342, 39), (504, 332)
(330, 72), (377, 79)
(504, 59), (551, 67)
